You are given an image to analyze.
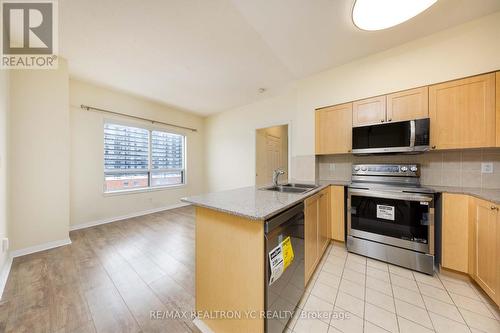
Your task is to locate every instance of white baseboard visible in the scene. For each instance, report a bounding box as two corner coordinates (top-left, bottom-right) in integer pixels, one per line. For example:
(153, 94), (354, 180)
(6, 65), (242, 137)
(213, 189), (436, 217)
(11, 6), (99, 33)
(193, 318), (215, 333)
(10, 238), (73, 258)
(0, 254), (13, 298)
(69, 202), (190, 231)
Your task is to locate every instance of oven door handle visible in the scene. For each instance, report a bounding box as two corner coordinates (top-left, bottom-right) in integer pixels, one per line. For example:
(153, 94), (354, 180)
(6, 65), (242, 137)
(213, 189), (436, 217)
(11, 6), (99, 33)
(348, 188), (433, 202)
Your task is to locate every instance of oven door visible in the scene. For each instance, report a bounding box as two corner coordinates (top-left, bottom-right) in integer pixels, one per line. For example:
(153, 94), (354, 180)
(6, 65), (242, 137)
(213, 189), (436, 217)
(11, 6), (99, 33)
(348, 188), (434, 254)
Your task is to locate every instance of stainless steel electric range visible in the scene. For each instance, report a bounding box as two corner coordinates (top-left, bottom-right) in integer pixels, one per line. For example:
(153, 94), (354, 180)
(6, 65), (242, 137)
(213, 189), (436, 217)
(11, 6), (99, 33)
(347, 164), (435, 275)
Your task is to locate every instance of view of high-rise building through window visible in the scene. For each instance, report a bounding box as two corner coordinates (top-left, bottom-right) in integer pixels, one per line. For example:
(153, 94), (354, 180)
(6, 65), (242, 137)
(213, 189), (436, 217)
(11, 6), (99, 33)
(104, 123), (185, 192)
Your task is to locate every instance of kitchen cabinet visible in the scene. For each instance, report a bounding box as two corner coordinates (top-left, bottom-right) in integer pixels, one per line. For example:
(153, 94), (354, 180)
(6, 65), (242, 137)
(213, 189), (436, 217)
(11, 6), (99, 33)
(305, 192), (319, 284)
(319, 188), (330, 255)
(315, 103), (352, 154)
(468, 197), (500, 306)
(352, 96), (386, 127)
(496, 72), (500, 147)
(441, 193), (469, 273)
(386, 87), (429, 122)
(429, 73), (496, 150)
(305, 188), (330, 284)
(330, 186), (345, 242)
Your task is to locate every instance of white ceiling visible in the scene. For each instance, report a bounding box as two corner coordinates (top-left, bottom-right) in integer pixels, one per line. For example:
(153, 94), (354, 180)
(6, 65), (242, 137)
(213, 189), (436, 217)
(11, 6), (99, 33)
(60, 0), (500, 115)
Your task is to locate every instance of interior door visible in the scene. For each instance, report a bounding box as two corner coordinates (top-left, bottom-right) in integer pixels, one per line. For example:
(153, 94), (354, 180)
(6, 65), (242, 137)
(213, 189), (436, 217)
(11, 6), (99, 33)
(265, 134), (282, 183)
(256, 132), (283, 186)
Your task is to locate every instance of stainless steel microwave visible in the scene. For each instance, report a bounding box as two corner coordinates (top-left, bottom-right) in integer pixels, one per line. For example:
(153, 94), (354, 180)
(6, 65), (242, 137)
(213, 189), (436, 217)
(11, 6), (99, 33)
(352, 118), (430, 154)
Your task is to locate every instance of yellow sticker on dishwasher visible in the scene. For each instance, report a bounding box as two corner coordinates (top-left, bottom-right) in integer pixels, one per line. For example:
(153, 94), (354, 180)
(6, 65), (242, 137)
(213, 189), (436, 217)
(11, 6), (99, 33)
(268, 236), (295, 286)
(282, 236), (294, 270)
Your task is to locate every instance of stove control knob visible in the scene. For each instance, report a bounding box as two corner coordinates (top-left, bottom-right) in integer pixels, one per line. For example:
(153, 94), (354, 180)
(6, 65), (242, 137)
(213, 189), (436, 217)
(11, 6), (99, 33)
(354, 166), (360, 171)
(361, 167), (367, 171)
(410, 166), (418, 172)
(401, 166), (408, 172)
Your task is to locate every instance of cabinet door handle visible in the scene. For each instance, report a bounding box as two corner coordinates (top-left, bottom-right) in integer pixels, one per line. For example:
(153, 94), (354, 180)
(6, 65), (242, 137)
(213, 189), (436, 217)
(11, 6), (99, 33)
(491, 206), (499, 211)
(388, 118), (392, 122)
(431, 146), (437, 149)
(381, 120), (385, 123)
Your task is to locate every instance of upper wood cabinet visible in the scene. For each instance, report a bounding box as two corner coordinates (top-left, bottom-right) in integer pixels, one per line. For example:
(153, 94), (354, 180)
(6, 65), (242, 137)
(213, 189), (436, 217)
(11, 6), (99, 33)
(315, 103), (352, 155)
(441, 193), (469, 273)
(353, 87), (429, 127)
(330, 186), (345, 242)
(496, 72), (500, 147)
(429, 73), (496, 150)
(352, 96), (386, 127)
(468, 197), (499, 306)
(386, 87), (429, 122)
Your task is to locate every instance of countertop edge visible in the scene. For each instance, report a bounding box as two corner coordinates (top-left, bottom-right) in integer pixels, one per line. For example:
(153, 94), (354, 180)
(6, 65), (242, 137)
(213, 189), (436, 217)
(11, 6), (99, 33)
(182, 184), (329, 221)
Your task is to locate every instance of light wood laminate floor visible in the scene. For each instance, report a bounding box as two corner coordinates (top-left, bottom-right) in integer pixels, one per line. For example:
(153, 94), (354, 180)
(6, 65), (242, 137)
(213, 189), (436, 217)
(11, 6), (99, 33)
(0, 206), (201, 333)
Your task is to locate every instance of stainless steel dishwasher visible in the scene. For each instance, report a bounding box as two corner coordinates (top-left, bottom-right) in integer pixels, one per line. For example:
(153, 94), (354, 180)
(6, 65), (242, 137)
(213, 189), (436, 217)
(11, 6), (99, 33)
(265, 202), (305, 333)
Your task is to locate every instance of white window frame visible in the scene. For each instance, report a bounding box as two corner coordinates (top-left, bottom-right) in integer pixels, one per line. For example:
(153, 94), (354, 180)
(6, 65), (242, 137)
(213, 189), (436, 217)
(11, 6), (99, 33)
(103, 119), (187, 194)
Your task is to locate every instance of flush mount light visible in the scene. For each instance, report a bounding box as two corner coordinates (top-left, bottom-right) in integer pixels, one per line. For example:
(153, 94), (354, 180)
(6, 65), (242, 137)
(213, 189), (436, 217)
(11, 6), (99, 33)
(352, 0), (438, 31)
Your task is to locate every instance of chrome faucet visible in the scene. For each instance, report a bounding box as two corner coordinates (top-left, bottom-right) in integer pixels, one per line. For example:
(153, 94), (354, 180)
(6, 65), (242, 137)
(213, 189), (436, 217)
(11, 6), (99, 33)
(272, 169), (285, 186)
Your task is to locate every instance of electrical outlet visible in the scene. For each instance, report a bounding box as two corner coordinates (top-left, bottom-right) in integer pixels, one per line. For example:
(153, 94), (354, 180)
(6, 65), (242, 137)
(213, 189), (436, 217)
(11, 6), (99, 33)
(481, 162), (493, 174)
(2, 238), (8, 252)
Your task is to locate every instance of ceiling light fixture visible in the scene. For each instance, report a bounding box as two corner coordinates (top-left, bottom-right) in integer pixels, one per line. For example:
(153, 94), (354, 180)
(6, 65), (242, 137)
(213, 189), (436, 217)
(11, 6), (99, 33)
(352, 0), (438, 31)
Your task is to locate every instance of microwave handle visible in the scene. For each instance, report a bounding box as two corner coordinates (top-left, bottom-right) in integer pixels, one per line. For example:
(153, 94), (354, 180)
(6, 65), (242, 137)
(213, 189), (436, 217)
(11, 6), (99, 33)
(349, 188), (433, 202)
(410, 120), (415, 148)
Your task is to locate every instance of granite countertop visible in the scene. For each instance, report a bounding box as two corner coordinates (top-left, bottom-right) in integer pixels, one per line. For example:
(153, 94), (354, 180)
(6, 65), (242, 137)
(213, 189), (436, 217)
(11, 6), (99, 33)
(425, 186), (500, 205)
(318, 180), (351, 186)
(182, 184), (328, 221)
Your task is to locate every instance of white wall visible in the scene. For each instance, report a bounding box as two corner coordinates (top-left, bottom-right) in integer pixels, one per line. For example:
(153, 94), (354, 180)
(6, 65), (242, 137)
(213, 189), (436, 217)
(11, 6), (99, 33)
(9, 60), (70, 251)
(0, 71), (9, 270)
(70, 80), (205, 227)
(205, 11), (500, 192)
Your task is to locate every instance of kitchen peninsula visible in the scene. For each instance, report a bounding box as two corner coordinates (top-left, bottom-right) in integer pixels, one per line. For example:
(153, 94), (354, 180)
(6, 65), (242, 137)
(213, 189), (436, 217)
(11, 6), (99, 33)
(182, 184), (333, 333)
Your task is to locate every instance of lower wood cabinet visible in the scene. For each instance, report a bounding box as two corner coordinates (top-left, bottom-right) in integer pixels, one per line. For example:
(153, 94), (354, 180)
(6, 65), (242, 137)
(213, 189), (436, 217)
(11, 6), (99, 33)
(441, 193), (469, 273)
(497, 72), (500, 147)
(468, 197), (500, 306)
(319, 188), (330, 255)
(441, 193), (500, 307)
(330, 186), (345, 242)
(305, 188), (330, 284)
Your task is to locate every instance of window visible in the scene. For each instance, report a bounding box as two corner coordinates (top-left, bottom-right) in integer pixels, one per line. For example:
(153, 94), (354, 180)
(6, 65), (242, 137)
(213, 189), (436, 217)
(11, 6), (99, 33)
(104, 123), (185, 192)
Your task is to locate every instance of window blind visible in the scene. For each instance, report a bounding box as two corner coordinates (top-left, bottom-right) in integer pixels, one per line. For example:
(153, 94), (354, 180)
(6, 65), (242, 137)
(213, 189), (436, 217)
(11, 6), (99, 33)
(104, 123), (149, 170)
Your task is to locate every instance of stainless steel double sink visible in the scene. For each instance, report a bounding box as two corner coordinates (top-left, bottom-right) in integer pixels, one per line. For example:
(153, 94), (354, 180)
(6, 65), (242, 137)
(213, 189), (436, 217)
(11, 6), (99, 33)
(261, 183), (319, 194)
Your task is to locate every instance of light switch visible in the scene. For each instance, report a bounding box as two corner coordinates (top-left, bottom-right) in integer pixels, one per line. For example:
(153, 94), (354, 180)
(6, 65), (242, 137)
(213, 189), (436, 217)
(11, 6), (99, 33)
(481, 162), (493, 174)
(329, 164), (336, 172)
(2, 238), (8, 252)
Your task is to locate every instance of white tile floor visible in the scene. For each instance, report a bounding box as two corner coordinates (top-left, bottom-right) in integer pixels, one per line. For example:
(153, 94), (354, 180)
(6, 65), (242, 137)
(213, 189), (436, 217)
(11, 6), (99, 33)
(286, 243), (500, 333)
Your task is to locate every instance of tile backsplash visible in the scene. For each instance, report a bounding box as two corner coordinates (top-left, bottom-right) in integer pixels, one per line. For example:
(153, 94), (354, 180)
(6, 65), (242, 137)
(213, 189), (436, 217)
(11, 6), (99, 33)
(317, 149), (500, 189)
